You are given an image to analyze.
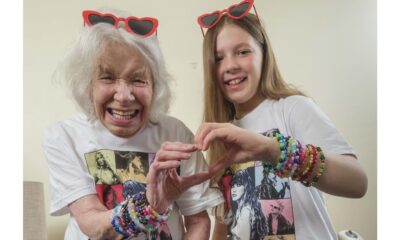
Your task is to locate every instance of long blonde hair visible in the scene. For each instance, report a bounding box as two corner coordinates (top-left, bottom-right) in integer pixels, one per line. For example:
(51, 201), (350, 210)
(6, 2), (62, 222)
(202, 14), (304, 179)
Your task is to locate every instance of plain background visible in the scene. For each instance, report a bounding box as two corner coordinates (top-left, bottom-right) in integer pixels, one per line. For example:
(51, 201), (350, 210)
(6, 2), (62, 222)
(23, 0), (376, 239)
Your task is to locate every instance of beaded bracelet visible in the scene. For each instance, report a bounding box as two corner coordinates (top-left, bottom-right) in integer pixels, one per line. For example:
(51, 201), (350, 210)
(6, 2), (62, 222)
(263, 131), (288, 173)
(303, 146), (326, 187)
(111, 203), (130, 238)
(277, 137), (299, 178)
(261, 130), (327, 187)
(298, 144), (318, 183)
(110, 191), (171, 238)
(288, 141), (303, 178)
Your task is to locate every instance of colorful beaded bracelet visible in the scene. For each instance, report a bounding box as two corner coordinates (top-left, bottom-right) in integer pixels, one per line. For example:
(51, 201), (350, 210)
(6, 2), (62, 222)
(110, 191), (171, 238)
(303, 146), (326, 187)
(261, 130), (326, 187)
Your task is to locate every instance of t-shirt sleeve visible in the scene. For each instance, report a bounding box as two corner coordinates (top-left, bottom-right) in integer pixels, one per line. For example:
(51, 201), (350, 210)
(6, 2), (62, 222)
(173, 126), (225, 216)
(43, 124), (96, 216)
(285, 96), (356, 157)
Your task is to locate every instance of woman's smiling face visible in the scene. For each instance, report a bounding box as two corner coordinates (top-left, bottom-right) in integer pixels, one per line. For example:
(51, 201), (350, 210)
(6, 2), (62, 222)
(91, 41), (153, 138)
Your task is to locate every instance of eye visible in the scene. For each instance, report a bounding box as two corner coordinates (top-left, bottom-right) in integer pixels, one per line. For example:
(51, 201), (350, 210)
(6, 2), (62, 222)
(99, 74), (114, 83)
(215, 55), (223, 63)
(130, 78), (149, 87)
(237, 49), (251, 56)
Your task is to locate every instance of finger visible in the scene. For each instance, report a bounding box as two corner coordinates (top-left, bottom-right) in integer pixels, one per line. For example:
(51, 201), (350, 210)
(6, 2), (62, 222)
(181, 171), (213, 189)
(169, 168), (180, 182)
(201, 127), (231, 151)
(208, 154), (231, 176)
(150, 160), (181, 173)
(194, 123), (209, 145)
(194, 123), (223, 147)
(155, 150), (192, 162)
(161, 141), (199, 153)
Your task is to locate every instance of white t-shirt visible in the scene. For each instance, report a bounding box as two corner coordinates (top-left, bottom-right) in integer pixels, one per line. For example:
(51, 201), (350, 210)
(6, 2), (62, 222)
(43, 114), (224, 240)
(222, 95), (355, 240)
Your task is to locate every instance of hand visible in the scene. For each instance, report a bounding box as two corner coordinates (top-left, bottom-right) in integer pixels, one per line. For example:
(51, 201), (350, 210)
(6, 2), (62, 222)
(146, 142), (213, 213)
(195, 123), (279, 174)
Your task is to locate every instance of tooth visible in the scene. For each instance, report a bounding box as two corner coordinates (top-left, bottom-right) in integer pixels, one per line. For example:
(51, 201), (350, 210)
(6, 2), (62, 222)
(112, 110), (135, 116)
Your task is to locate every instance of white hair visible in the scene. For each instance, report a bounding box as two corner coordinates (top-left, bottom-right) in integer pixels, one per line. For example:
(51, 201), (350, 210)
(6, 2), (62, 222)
(53, 21), (172, 122)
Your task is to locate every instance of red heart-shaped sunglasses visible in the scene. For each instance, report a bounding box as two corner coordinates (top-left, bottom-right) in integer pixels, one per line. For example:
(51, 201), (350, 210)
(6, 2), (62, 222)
(197, 0), (259, 36)
(82, 10), (158, 37)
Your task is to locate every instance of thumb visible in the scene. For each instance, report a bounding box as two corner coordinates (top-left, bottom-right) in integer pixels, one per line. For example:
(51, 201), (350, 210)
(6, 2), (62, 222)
(181, 171), (213, 190)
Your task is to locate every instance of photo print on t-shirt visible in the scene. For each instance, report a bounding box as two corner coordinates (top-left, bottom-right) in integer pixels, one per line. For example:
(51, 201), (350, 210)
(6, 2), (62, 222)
(84, 150), (173, 239)
(222, 128), (296, 240)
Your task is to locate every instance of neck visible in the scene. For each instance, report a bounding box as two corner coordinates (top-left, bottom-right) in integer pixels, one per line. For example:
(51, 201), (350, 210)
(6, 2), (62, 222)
(234, 93), (265, 119)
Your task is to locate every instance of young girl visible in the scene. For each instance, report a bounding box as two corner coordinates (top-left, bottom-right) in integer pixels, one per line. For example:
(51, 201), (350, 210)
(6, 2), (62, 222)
(195, 1), (368, 239)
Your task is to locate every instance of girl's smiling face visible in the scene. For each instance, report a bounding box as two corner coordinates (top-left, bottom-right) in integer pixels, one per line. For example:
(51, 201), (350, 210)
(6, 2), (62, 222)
(215, 24), (264, 118)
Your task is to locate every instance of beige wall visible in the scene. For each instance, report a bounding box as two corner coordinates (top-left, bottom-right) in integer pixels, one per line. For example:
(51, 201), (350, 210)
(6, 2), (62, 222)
(24, 0), (376, 239)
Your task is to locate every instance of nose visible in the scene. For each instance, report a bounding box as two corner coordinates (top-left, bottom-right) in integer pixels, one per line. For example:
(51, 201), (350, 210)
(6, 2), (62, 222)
(222, 55), (240, 74)
(114, 79), (135, 104)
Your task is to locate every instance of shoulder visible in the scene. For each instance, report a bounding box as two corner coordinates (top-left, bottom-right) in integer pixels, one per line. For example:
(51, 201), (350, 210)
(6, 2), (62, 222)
(272, 95), (323, 120)
(155, 114), (192, 134)
(156, 114), (187, 128)
(43, 114), (92, 142)
(240, 205), (252, 218)
(276, 95), (315, 111)
(149, 114), (193, 142)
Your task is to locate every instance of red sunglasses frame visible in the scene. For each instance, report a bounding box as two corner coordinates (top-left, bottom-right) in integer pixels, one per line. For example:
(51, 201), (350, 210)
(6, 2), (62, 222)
(82, 10), (158, 37)
(197, 0), (259, 36)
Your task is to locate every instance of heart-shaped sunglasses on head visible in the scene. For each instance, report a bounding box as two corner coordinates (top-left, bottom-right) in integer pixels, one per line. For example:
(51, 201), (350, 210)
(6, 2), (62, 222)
(82, 10), (158, 37)
(197, 0), (259, 36)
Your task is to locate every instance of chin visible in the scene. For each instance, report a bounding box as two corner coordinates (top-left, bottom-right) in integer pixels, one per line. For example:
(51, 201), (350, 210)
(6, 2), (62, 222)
(110, 127), (140, 138)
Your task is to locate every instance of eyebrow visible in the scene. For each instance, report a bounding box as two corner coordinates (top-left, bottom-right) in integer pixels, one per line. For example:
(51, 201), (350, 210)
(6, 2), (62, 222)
(130, 66), (150, 78)
(97, 64), (151, 78)
(216, 42), (253, 55)
(97, 64), (113, 75)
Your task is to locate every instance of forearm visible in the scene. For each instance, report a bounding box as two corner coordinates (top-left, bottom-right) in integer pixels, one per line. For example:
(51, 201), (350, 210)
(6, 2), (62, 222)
(184, 211), (211, 240)
(69, 195), (119, 240)
(75, 209), (117, 240)
(313, 154), (368, 198)
(261, 135), (368, 198)
(212, 218), (227, 240)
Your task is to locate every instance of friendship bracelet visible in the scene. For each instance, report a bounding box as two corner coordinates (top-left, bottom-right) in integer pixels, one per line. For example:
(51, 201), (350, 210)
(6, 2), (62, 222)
(263, 131), (287, 173)
(298, 144), (318, 183)
(261, 130), (327, 187)
(288, 141), (303, 178)
(111, 203), (130, 238)
(110, 191), (171, 238)
(303, 147), (326, 187)
(278, 137), (299, 178)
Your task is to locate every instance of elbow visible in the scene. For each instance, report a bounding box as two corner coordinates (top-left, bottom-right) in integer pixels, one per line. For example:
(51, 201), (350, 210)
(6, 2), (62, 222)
(352, 172), (368, 198)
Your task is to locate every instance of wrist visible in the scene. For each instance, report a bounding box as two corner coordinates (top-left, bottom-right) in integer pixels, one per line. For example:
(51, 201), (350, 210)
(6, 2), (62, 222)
(145, 191), (169, 214)
(264, 137), (280, 164)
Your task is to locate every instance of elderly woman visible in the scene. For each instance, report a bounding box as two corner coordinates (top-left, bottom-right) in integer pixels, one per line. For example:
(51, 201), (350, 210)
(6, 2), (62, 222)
(43, 9), (223, 240)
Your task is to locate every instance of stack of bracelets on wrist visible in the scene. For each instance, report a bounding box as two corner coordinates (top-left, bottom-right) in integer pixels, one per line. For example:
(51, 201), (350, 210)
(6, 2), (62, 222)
(111, 191), (170, 239)
(263, 131), (326, 187)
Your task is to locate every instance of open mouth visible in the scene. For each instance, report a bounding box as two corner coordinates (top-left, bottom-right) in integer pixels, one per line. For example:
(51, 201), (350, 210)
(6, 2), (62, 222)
(225, 77), (247, 86)
(107, 109), (140, 120)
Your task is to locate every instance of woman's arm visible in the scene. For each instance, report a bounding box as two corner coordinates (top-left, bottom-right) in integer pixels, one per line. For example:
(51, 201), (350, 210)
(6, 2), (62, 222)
(212, 217), (227, 240)
(68, 194), (119, 240)
(184, 211), (211, 240)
